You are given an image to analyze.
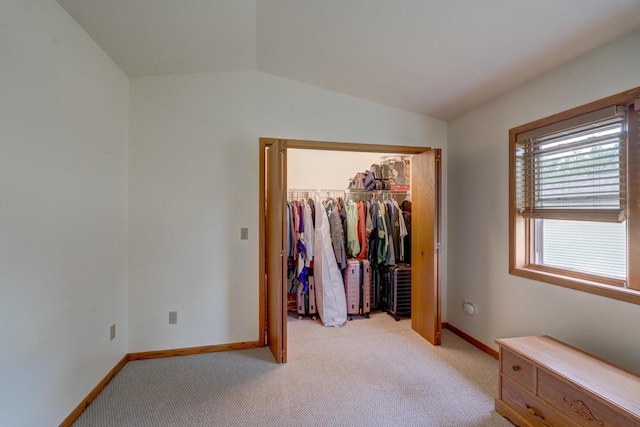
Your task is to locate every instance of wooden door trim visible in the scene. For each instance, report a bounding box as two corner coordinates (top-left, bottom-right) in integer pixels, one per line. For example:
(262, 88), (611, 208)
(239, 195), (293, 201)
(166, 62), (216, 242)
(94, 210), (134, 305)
(260, 137), (428, 154)
(258, 139), (267, 346)
(434, 149), (442, 344)
(258, 137), (435, 353)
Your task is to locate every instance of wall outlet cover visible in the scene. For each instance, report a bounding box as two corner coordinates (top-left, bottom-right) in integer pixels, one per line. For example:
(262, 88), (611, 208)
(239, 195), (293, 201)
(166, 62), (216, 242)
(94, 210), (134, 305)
(169, 311), (178, 324)
(463, 303), (475, 315)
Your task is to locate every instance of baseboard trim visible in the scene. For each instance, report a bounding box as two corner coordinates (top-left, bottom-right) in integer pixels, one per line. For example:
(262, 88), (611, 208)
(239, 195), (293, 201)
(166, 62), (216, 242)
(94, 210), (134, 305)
(59, 354), (128, 427)
(442, 323), (499, 359)
(61, 340), (262, 425)
(127, 340), (262, 361)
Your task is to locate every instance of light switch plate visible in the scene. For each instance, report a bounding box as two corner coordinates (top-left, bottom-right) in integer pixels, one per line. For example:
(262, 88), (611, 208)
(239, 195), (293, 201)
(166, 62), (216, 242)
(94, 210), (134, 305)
(240, 228), (249, 240)
(169, 311), (178, 324)
(110, 324), (116, 341)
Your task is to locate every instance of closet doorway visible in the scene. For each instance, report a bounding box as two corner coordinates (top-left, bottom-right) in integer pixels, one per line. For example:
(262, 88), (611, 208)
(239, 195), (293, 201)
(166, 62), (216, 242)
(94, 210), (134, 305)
(259, 138), (442, 363)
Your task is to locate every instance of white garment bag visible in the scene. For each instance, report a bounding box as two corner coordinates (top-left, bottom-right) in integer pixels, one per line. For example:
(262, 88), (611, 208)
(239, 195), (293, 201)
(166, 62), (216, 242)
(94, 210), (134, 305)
(313, 193), (347, 327)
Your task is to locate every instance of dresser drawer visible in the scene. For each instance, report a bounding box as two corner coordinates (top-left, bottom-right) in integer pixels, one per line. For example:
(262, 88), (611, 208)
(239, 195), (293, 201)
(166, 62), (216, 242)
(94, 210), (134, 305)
(502, 376), (579, 427)
(502, 348), (536, 392)
(537, 370), (636, 427)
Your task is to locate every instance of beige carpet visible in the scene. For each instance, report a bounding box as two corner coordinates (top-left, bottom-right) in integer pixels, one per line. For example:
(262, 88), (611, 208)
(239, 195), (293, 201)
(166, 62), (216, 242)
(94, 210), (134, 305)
(73, 312), (512, 426)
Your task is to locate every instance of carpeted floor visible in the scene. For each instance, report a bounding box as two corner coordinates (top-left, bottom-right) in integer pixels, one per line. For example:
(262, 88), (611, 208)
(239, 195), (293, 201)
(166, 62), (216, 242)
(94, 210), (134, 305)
(73, 312), (513, 426)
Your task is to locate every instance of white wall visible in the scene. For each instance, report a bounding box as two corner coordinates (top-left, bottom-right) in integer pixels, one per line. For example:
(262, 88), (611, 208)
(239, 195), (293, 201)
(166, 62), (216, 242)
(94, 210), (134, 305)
(447, 29), (640, 373)
(129, 70), (447, 352)
(0, 0), (129, 425)
(287, 149), (406, 190)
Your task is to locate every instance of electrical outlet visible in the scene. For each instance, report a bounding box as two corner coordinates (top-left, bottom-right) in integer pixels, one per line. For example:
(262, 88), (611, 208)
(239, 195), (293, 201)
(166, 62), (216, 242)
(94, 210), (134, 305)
(463, 302), (475, 315)
(169, 311), (178, 324)
(240, 227), (249, 240)
(110, 324), (116, 341)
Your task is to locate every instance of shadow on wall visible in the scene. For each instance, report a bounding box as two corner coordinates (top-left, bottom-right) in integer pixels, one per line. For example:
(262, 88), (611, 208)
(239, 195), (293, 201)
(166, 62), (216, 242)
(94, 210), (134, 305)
(221, 135), (260, 343)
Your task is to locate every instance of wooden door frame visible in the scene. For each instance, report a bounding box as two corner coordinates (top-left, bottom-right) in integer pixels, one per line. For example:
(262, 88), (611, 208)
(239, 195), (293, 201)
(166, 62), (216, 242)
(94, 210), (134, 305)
(258, 137), (435, 347)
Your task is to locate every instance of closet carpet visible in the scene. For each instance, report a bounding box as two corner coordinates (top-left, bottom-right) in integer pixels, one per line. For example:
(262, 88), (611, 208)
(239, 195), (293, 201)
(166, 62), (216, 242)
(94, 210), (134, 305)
(73, 313), (512, 426)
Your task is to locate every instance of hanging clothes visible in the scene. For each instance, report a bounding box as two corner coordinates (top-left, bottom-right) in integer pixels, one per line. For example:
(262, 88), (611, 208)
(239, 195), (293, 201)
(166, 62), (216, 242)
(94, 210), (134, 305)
(391, 202), (400, 263)
(376, 201), (389, 265)
(327, 201), (347, 270)
(292, 201), (300, 258)
(384, 200), (396, 266)
(368, 200), (380, 266)
(296, 202), (309, 294)
(302, 201), (314, 267)
(287, 203), (294, 257)
(345, 199), (360, 257)
(314, 193), (347, 327)
(338, 198), (349, 263)
(365, 200), (373, 236)
(401, 200), (412, 263)
(356, 201), (368, 259)
(396, 200), (408, 262)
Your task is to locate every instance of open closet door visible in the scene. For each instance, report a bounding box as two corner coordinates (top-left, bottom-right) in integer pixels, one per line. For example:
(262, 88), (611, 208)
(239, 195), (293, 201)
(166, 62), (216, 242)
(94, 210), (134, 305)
(266, 140), (287, 363)
(411, 149), (442, 345)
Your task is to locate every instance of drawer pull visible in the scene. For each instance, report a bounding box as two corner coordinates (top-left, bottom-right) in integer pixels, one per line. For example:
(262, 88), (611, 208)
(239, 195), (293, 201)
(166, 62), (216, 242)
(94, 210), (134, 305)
(526, 404), (546, 420)
(512, 365), (521, 372)
(562, 397), (604, 426)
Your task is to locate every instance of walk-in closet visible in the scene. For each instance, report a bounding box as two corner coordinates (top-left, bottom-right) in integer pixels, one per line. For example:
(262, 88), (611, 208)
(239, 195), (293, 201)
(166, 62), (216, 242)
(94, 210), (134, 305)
(260, 138), (442, 363)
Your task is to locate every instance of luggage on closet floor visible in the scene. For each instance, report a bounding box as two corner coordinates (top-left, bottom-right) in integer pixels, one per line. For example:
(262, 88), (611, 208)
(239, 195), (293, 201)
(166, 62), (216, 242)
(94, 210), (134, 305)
(370, 267), (378, 310)
(387, 264), (411, 321)
(370, 265), (388, 311)
(342, 259), (371, 320)
(296, 275), (317, 320)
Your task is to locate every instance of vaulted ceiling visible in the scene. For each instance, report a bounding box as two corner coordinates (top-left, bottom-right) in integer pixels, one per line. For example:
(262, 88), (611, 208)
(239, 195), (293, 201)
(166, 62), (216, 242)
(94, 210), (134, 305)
(57, 0), (640, 120)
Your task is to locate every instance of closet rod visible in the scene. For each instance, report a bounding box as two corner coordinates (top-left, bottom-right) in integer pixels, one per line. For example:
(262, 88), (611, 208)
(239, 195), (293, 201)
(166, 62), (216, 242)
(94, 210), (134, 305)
(345, 189), (410, 194)
(287, 188), (410, 194)
(287, 189), (345, 193)
(286, 189), (346, 201)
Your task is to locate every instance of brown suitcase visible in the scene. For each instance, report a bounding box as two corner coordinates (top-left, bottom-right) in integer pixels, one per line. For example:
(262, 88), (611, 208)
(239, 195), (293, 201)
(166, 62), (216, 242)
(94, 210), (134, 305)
(342, 259), (371, 320)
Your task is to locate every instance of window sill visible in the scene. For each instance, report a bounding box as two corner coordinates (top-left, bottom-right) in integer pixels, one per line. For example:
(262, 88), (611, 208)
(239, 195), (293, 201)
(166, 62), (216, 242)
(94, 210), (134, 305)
(510, 267), (640, 306)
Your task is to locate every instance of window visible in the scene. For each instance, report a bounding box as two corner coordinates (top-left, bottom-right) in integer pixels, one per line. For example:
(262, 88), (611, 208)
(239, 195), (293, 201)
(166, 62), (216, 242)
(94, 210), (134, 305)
(509, 87), (640, 304)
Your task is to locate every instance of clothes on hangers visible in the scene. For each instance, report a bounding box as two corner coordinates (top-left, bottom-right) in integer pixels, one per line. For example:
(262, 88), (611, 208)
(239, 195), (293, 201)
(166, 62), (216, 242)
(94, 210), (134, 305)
(383, 200), (396, 265)
(287, 189), (412, 279)
(338, 198), (348, 265)
(345, 199), (360, 257)
(376, 200), (389, 265)
(326, 200), (347, 270)
(302, 201), (314, 267)
(285, 199), (316, 296)
(356, 201), (368, 260)
(396, 199), (408, 262)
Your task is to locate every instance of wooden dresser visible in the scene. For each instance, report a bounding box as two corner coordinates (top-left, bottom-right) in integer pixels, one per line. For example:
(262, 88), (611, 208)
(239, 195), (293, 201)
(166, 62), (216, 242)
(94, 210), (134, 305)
(495, 336), (640, 426)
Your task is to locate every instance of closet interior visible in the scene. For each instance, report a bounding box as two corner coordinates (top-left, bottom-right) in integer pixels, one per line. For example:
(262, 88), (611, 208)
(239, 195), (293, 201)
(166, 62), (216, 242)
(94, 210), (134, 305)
(262, 138), (441, 364)
(286, 148), (414, 326)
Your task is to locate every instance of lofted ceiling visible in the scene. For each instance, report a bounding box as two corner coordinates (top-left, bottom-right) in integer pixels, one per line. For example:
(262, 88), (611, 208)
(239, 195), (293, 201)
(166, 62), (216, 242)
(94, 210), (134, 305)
(57, 0), (640, 120)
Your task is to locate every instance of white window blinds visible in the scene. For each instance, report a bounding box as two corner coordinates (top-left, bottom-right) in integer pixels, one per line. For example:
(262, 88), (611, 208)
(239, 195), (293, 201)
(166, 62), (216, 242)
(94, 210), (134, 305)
(515, 106), (627, 222)
(539, 219), (627, 279)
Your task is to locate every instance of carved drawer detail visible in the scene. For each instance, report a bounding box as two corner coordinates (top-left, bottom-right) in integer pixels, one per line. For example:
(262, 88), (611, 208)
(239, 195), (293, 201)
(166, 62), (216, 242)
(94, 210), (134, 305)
(562, 398), (604, 426)
(537, 370), (635, 427)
